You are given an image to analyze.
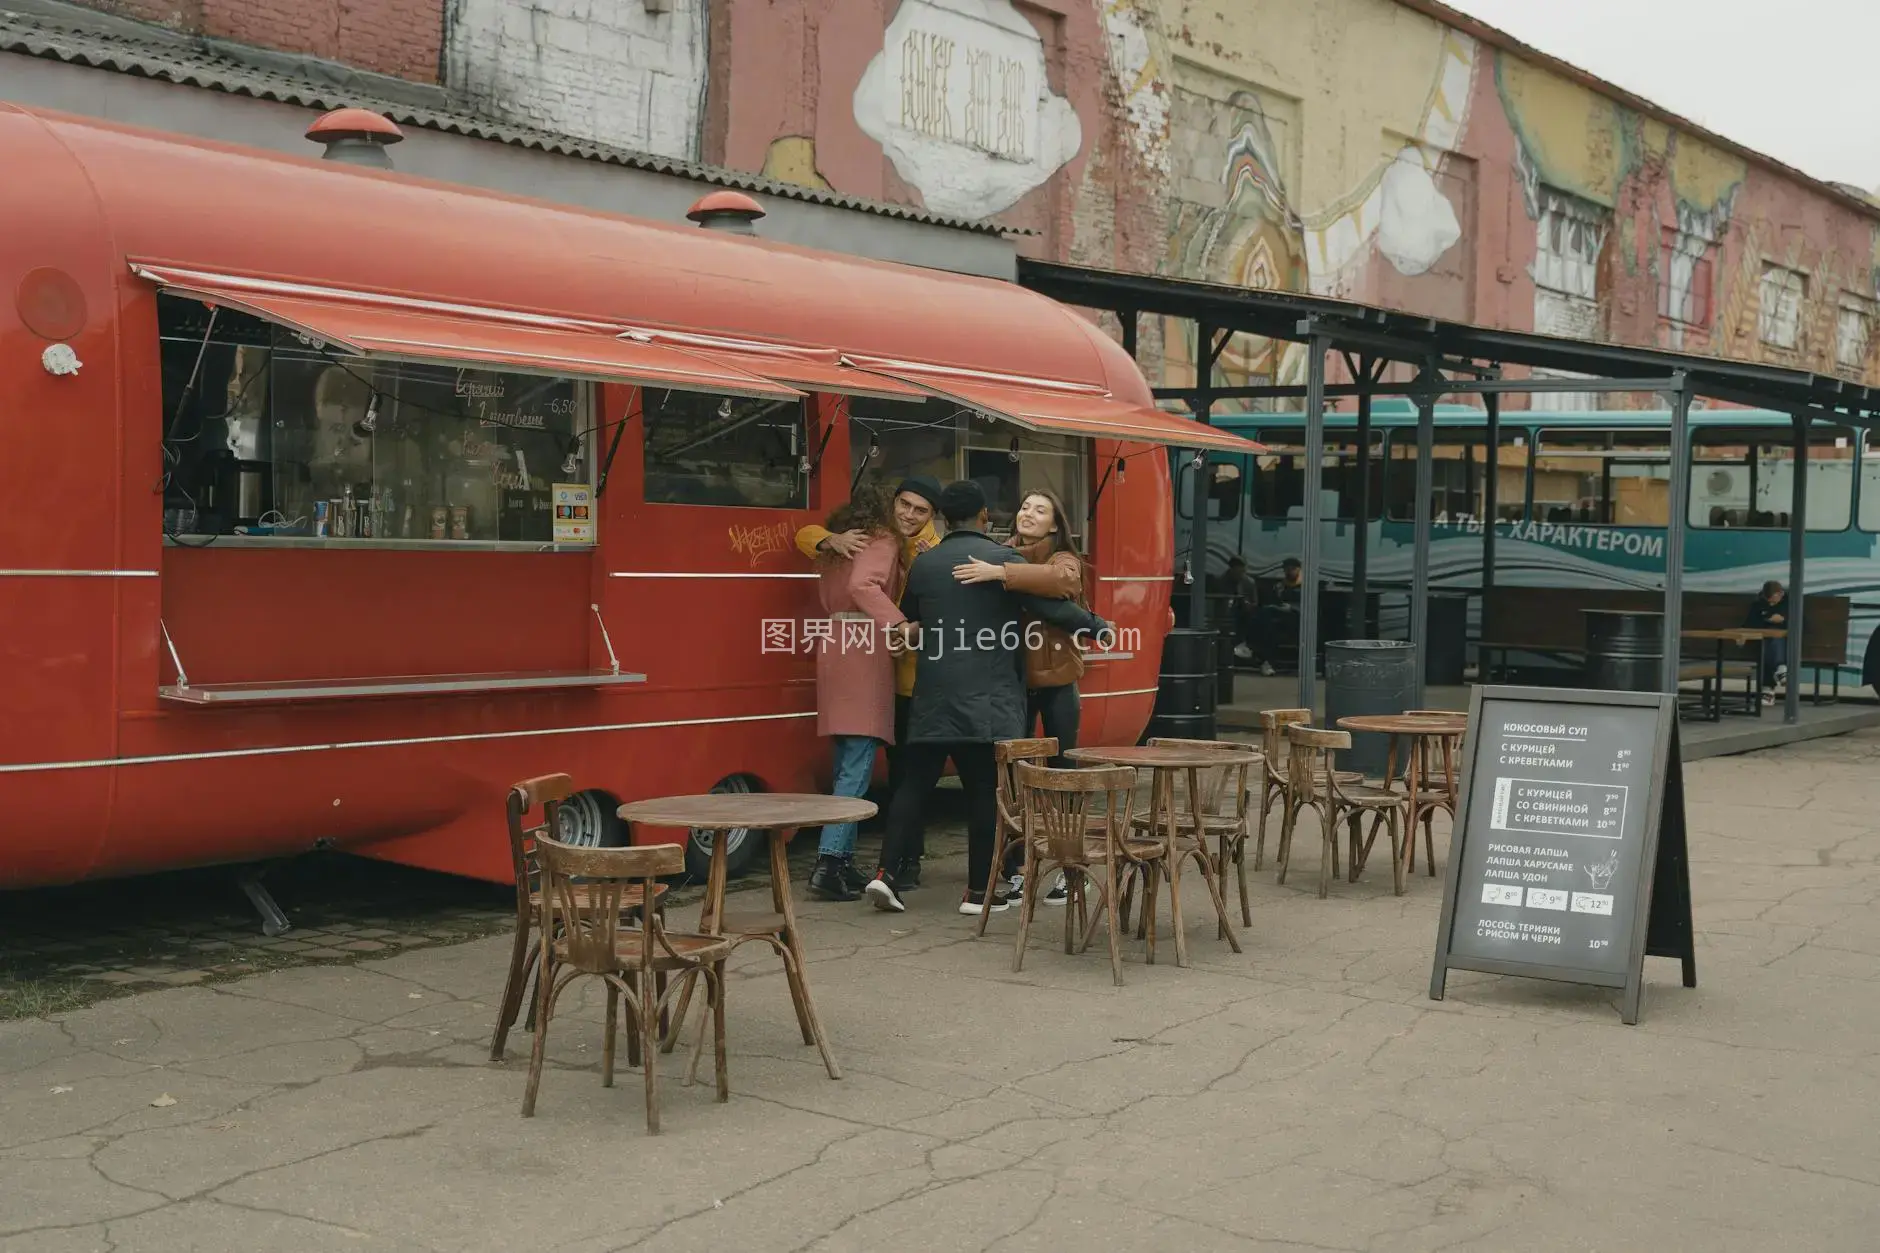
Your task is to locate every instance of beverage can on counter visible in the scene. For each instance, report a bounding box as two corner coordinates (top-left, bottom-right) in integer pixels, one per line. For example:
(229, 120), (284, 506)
(330, 499), (348, 538)
(430, 507), (448, 540)
(312, 499), (329, 537)
(449, 505), (469, 540)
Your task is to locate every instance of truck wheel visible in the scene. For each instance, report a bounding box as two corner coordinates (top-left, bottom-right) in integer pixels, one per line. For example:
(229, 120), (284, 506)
(682, 774), (761, 882)
(556, 789), (628, 848)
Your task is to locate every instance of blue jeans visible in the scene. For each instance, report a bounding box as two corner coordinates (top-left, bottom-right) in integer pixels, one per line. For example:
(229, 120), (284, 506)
(821, 735), (882, 857)
(1761, 637), (1787, 688)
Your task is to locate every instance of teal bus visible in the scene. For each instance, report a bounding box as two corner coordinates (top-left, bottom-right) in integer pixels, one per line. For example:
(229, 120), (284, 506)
(1172, 400), (1880, 683)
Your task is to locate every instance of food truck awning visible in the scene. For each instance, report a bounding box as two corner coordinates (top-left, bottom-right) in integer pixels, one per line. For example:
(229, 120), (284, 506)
(848, 363), (1268, 453)
(612, 328), (929, 400)
(130, 264), (805, 400)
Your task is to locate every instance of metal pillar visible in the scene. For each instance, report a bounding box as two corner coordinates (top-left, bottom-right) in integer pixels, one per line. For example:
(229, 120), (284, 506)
(1351, 358), (1373, 640)
(1786, 413), (1808, 725)
(1187, 323), (1220, 631)
(1482, 386), (1500, 599)
(1661, 377), (1691, 695)
(1411, 358), (1436, 707)
(1121, 310), (1138, 361)
(1298, 335), (1330, 713)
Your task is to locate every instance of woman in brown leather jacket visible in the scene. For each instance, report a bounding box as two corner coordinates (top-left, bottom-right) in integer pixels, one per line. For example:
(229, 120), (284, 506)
(953, 488), (1089, 905)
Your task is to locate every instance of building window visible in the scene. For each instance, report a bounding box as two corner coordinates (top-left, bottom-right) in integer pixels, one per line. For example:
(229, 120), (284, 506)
(642, 389), (808, 509)
(1836, 300), (1872, 370)
(1535, 189), (1607, 301)
(1758, 264), (1807, 349)
(1531, 429), (1671, 526)
(158, 295), (593, 544)
(1658, 225), (1715, 328)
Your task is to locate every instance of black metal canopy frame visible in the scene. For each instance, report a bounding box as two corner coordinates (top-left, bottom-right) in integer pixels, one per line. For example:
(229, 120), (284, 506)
(1020, 259), (1880, 726)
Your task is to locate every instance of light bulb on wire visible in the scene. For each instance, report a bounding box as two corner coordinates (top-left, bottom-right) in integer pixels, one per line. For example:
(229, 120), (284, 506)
(561, 440), (581, 477)
(717, 397), (734, 418)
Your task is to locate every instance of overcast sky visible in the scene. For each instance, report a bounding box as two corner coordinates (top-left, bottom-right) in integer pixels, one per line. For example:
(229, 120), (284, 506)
(1448, 0), (1880, 192)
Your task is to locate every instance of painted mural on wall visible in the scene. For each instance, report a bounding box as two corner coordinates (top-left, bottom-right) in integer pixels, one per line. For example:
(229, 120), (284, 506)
(1150, 0), (1880, 399)
(852, 0), (1083, 218)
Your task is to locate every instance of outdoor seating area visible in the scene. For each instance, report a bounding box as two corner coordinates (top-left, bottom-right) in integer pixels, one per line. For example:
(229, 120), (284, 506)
(491, 708), (1469, 1132)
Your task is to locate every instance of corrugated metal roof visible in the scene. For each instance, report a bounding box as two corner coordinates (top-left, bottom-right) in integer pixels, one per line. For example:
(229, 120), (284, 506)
(0, 6), (1013, 237)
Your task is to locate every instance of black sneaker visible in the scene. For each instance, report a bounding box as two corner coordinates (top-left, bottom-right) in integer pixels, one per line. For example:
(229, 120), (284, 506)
(896, 858), (923, 890)
(838, 858), (869, 894)
(808, 855), (860, 902)
(865, 871), (905, 913)
(957, 888), (1011, 916)
(1007, 873), (1068, 907)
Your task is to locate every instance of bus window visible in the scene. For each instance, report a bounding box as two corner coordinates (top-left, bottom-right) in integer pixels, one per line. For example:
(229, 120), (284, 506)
(1180, 462), (1243, 522)
(1252, 432), (1382, 521)
(1862, 434), (1880, 532)
(1384, 428), (1529, 523)
(1531, 430), (1671, 526)
(1691, 426), (1854, 531)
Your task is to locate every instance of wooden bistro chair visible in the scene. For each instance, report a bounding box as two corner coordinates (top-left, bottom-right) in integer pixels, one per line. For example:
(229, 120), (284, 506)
(1400, 711), (1464, 877)
(489, 775), (668, 1063)
(1276, 726), (1412, 899)
(521, 836), (737, 1133)
(979, 738), (1063, 939)
(1254, 710), (1361, 873)
(1138, 738), (1260, 934)
(1009, 762), (1154, 985)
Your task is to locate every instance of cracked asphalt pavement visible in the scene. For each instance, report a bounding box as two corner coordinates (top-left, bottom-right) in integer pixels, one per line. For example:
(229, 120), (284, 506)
(5, 729), (1880, 1252)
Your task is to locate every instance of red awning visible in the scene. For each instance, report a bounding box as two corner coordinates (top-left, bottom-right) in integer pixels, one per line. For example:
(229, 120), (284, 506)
(854, 366), (1267, 453)
(614, 329), (929, 400)
(132, 264), (804, 400)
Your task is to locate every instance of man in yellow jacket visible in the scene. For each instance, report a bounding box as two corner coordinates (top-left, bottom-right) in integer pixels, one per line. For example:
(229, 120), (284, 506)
(797, 476), (941, 885)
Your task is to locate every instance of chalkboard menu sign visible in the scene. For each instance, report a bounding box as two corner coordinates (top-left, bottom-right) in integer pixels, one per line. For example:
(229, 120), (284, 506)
(1430, 686), (1695, 1024)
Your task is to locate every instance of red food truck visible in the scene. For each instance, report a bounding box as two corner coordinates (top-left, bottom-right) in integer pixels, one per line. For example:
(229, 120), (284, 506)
(0, 103), (1257, 895)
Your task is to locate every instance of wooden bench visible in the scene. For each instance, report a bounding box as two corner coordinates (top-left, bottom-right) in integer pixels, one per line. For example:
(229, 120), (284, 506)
(1481, 587), (1850, 703)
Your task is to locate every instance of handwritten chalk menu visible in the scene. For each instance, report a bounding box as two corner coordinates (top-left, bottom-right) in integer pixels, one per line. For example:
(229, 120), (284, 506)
(1430, 686), (1695, 1025)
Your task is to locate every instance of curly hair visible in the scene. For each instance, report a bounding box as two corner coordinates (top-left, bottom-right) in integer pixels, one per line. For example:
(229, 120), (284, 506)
(815, 481), (896, 565)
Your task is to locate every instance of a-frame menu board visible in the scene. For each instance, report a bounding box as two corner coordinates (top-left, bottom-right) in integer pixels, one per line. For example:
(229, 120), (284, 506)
(1429, 686), (1695, 1025)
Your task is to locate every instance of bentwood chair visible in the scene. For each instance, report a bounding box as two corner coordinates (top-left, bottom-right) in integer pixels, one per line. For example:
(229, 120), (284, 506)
(1255, 710), (1361, 872)
(1009, 762), (1152, 985)
(521, 837), (736, 1133)
(1276, 726), (1411, 898)
(980, 738), (1062, 938)
(489, 775), (667, 1063)
(1138, 738), (1260, 932)
(1399, 711), (1465, 877)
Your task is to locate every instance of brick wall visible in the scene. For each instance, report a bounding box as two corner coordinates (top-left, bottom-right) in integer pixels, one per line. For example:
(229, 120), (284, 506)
(443, 0), (706, 159)
(76, 0), (442, 82)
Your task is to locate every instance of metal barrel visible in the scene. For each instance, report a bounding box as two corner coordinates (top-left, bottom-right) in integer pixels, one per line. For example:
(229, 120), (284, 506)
(1146, 627), (1217, 742)
(1582, 609), (1663, 693)
(1323, 639), (1417, 779)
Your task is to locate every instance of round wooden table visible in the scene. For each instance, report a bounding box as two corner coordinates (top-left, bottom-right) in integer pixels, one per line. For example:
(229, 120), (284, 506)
(1064, 744), (1258, 967)
(1334, 714), (1467, 881)
(617, 793), (874, 1081)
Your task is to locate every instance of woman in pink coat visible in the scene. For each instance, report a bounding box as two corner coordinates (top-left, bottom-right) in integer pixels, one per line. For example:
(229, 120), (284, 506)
(808, 483), (907, 901)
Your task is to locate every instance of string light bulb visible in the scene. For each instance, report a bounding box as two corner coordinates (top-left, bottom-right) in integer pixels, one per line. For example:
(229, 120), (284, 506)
(866, 436), (880, 461)
(352, 392), (379, 437)
(717, 397), (734, 418)
(1008, 436), (1020, 463)
(1116, 455), (1126, 485)
(561, 439), (581, 477)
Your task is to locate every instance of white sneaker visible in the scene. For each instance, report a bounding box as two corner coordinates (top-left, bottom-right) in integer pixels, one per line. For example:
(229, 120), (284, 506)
(1233, 644), (1253, 661)
(1259, 662), (1276, 677)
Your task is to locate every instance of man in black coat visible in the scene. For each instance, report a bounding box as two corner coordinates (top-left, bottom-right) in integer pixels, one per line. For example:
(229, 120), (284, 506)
(866, 479), (1109, 916)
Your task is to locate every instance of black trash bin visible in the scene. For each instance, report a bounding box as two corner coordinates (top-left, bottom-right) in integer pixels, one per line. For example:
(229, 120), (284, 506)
(1323, 640), (1418, 779)
(1583, 609), (1663, 693)
(1147, 627), (1216, 742)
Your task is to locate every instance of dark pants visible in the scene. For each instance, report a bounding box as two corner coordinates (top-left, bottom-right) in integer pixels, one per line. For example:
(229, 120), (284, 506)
(880, 694), (923, 861)
(881, 741), (998, 892)
(1251, 605), (1298, 664)
(1761, 637), (1788, 688)
(1004, 684), (1081, 876)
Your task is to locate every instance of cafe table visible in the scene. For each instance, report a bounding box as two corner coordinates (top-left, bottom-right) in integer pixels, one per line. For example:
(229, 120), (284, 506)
(616, 792), (873, 1082)
(1062, 743), (1258, 968)
(1334, 712), (1468, 881)
(1680, 627), (1786, 721)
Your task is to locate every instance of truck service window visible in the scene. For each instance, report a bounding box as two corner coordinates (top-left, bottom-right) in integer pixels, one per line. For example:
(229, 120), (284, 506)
(641, 388), (808, 509)
(158, 295), (594, 545)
